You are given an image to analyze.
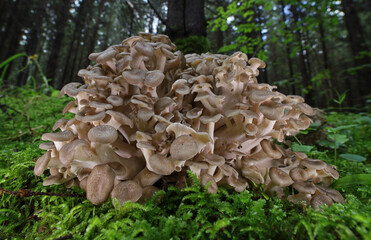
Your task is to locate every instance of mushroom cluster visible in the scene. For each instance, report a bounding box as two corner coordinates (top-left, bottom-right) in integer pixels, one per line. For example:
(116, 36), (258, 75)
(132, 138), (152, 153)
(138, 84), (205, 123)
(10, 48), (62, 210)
(35, 33), (343, 208)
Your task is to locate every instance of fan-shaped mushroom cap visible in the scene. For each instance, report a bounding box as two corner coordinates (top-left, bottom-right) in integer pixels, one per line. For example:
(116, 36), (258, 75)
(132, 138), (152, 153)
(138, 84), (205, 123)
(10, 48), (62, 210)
(293, 181), (316, 194)
(269, 167), (294, 187)
(170, 135), (198, 161)
(106, 95), (124, 106)
(147, 154), (175, 175)
(106, 110), (134, 129)
(34, 151), (51, 176)
(248, 57), (266, 69)
(52, 118), (69, 131)
(59, 139), (89, 165)
(122, 69), (145, 85)
(289, 167), (309, 181)
(201, 173), (218, 194)
(42, 130), (75, 142)
(87, 164), (115, 205)
(134, 167), (162, 186)
(316, 185), (345, 203)
(301, 159), (326, 170)
(88, 125), (118, 144)
(310, 195), (333, 209)
(76, 111), (106, 123)
(144, 70), (165, 87)
(39, 142), (55, 150)
(111, 180), (143, 207)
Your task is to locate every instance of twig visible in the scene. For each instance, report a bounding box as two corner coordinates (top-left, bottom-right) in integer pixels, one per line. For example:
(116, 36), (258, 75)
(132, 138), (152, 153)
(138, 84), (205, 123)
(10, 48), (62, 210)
(0, 188), (85, 198)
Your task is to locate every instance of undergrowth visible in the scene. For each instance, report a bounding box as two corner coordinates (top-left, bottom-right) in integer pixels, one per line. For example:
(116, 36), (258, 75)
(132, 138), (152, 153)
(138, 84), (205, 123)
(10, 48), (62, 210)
(0, 88), (370, 239)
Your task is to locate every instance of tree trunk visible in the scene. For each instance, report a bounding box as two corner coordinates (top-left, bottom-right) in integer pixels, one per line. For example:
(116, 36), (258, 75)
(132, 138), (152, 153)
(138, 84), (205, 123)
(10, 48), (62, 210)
(47, 0), (71, 88)
(341, 0), (371, 105)
(291, 5), (314, 106)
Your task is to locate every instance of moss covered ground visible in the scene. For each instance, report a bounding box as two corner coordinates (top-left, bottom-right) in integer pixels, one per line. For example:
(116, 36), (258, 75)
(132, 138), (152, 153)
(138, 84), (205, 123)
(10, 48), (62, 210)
(0, 88), (370, 239)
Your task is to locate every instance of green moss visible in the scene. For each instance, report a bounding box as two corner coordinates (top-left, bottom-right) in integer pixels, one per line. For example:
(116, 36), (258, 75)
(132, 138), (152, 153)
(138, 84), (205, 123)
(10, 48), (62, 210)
(0, 88), (370, 239)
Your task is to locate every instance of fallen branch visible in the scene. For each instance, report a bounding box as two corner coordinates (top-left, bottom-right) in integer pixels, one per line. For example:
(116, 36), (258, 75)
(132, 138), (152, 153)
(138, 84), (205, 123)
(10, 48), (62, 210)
(0, 188), (85, 198)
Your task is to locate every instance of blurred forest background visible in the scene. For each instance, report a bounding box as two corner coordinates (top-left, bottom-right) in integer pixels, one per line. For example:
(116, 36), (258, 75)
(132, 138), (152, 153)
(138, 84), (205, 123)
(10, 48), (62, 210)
(0, 0), (370, 109)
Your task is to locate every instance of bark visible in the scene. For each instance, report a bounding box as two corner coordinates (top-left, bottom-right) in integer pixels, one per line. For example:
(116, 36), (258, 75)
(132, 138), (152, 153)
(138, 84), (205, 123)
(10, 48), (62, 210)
(341, 0), (371, 104)
(291, 5), (314, 106)
(166, 0), (186, 39)
(46, 0), (71, 88)
(60, 0), (88, 88)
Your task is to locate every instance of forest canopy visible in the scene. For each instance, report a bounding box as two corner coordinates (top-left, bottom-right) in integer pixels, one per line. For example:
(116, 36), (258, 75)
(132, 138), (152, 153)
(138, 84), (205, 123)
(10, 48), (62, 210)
(0, 0), (370, 109)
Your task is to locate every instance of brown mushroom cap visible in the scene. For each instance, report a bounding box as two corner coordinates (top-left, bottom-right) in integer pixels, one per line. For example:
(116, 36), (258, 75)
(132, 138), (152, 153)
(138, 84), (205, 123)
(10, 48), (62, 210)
(147, 154), (175, 175)
(111, 180), (143, 207)
(52, 118), (69, 131)
(293, 181), (316, 194)
(88, 125), (118, 144)
(106, 110), (134, 128)
(39, 142), (56, 150)
(107, 96), (124, 106)
(144, 70), (165, 87)
(316, 185), (345, 203)
(310, 195), (333, 209)
(201, 174), (218, 194)
(269, 167), (294, 187)
(289, 167), (309, 181)
(42, 130), (75, 142)
(34, 151), (51, 176)
(59, 139), (89, 165)
(248, 57), (266, 69)
(76, 111), (106, 123)
(170, 135), (199, 161)
(301, 159), (327, 170)
(86, 164), (115, 205)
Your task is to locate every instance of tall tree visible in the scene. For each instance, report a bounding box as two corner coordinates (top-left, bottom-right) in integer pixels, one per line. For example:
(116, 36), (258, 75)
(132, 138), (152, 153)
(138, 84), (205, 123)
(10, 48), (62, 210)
(166, 0), (206, 40)
(46, 0), (71, 88)
(341, 0), (371, 104)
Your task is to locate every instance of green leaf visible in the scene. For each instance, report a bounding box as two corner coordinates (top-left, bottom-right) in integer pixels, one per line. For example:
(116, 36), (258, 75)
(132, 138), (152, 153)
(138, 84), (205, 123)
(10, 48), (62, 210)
(339, 154), (366, 162)
(333, 174), (371, 188)
(292, 144), (314, 153)
(0, 53), (28, 69)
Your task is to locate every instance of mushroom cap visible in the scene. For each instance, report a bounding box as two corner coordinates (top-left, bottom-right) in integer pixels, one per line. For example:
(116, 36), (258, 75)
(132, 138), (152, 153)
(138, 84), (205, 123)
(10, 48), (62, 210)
(293, 181), (316, 194)
(171, 79), (191, 95)
(289, 167), (309, 181)
(144, 70), (165, 87)
(269, 167), (294, 187)
(201, 174), (218, 194)
(111, 180), (143, 207)
(316, 185), (344, 203)
(52, 118), (69, 131)
(39, 142), (55, 150)
(122, 69), (146, 85)
(170, 135), (199, 161)
(248, 57), (266, 68)
(90, 101), (113, 110)
(310, 195), (333, 209)
(133, 41), (154, 57)
(106, 110), (134, 128)
(200, 114), (224, 124)
(147, 154), (175, 175)
(42, 130), (75, 142)
(76, 111), (106, 123)
(186, 107), (203, 119)
(301, 159), (327, 170)
(250, 90), (277, 102)
(59, 139), (89, 166)
(87, 164), (115, 205)
(88, 125), (118, 144)
(34, 151), (51, 176)
(107, 96), (124, 107)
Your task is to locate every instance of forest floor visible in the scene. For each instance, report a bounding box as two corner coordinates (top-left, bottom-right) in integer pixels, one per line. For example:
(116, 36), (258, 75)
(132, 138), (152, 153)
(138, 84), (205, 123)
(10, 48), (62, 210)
(0, 88), (370, 239)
